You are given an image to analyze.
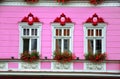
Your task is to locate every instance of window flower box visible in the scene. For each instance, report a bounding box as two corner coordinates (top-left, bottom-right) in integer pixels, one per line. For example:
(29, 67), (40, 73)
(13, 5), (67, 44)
(25, 0), (39, 3)
(20, 51), (40, 62)
(90, 0), (104, 5)
(85, 52), (106, 63)
(53, 50), (76, 63)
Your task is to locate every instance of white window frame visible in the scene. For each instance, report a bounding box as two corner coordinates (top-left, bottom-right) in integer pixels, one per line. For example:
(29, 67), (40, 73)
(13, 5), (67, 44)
(84, 23), (106, 54)
(52, 23), (74, 53)
(19, 22), (42, 56)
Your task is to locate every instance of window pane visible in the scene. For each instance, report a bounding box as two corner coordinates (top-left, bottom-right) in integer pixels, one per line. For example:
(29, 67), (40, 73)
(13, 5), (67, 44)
(88, 29), (90, 36)
(56, 39), (61, 52)
(96, 29), (98, 36)
(23, 29), (29, 36)
(31, 39), (37, 51)
(91, 29), (94, 36)
(67, 29), (70, 36)
(88, 29), (94, 36)
(56, 29), (62, 36)
(56, 29), (58, 36)
(23, 39), (29, 52)
(64, 39), (69, 51)
(35, 29), (37, 36)
(59, 29), (62, 36)
(23, 29), (26, 35)
(64, 29), (66, 36)
(88, 39), (93, 53)
(96, 39), (102, 53)
(99, 29), (102, 36)
(27, 29), (29, 35)
(32, 29), (34, 35)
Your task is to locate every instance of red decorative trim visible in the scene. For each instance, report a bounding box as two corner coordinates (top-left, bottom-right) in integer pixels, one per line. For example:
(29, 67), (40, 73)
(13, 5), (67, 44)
(21, 13), (40, 25)
(54, 13), (72, 26)
(85, 13), (105, 26)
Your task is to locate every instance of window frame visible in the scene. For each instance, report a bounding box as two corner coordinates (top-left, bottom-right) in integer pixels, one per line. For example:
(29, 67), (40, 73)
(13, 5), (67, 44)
(19, 22), (42, 56)
(52, 23), (74, 53)
(84, 23), (106, 54)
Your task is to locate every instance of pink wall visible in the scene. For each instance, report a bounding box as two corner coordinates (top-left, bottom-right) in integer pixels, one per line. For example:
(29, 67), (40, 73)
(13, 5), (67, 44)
(0, 6), (120, 61)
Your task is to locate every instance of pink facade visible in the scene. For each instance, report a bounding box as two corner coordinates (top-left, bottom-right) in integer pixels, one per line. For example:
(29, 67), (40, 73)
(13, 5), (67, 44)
(0, 4), (120, 73)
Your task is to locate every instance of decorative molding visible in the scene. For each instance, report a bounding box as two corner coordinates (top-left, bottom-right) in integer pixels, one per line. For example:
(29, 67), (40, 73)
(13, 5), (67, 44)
(84, 62), (106, 71)
(53, 62), (72, 70)
(53, 13), (72, 26)
(0, 62), (8, 70)
(85, 13), (105, 26)
(21, 13), (40, 25)
(20, 62), (40, 70)
(0, 71), (120, 77)
(0, 0), (119, 7)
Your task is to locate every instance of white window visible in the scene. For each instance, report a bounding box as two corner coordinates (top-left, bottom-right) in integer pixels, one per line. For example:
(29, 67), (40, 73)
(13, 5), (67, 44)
(19, 23), (42, 53)
(84, 24), (106, 54)
(52, 23), (74, 52)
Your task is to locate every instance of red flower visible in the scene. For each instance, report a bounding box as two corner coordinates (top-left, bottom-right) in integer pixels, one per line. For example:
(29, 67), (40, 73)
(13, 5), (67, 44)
(85, 52), (106, 63)
(53, 50), (76, 63)
(20, 51), (40, 62)
(56, 0), (69, 3)
(90, 0), (104, 5)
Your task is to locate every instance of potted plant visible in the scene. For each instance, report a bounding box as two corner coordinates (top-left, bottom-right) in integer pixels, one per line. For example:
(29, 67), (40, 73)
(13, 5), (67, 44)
(56, 0), (70, 4)
(53, 50), (76, 63)
(20, 51), (40, 62)
(90, 0), (104, 5)
(85, 52), (106, 63)
(25, 0), (39, 3)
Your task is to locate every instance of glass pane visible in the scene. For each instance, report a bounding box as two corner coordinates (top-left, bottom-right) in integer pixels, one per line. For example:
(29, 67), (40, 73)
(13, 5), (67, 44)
(88, 29), (90, 36)
(23, 29), (26, 35)
(59, 29), (62, 36)
(56, 39), (61, 52)
(64, 39), (69, 51)
(91, 29), (94, 36)
(96, 29), (98, 36)
(31, 39), (37, 51)
(99, 29), (102, 36)
(27, 29), (29, 35)
(64, 29), (66, 36)
(88, 39), (93, 53)
(67, 29), (69, 36)
(35, 29), (37, 36)
(32, 29), (34, 35)
(23, 39), (29, 52)
(96, 39), (102, 53)
(56, 29), (58, 36)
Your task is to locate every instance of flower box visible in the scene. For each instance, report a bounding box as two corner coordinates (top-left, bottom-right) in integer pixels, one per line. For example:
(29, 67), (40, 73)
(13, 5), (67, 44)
(53, 50), (76, 63)
(85, 52), (106, 63)
(20, 51), (40, 62)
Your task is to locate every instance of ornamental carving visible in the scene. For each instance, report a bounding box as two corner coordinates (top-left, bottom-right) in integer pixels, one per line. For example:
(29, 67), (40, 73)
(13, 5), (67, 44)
(53, 62), (72, 70)
(53, 13), (72, 26)
(21, 13), (40, 25)
(85, 13), (105, 26)
(21, 62), (39, 70)
(0, 62), (7, 70)
(85, 62), (105, 71)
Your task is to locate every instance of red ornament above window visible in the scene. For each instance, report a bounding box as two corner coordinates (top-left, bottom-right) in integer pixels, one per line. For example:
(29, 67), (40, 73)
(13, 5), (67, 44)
(54, 13), (72, 26)
(21, 13), (40, 25)
(85, 13), (105, 26)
